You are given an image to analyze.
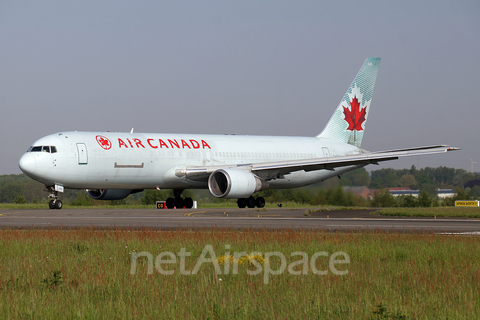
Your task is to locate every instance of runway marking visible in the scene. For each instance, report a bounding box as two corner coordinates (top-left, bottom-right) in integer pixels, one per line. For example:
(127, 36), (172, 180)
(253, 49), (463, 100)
(184, 211), (207, 217)
(0, 211), (19, 217)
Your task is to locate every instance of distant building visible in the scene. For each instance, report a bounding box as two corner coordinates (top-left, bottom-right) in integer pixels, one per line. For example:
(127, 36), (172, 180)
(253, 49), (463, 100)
(344, 186), (456, 199)
(342, 186), (375, 200)
(388, 188), (418, 197)
(437, 189), (456, 198)
(387, 188), (456, 198)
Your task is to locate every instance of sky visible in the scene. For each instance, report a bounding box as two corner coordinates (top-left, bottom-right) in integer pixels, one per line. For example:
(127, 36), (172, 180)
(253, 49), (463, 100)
(1, 0), (479, 175)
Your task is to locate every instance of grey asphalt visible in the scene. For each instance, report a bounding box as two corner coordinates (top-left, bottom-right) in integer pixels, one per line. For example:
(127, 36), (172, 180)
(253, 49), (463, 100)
(1, 207), (480, 233)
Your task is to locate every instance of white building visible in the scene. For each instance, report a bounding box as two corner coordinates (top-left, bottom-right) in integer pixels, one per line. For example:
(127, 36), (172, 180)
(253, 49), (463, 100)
(387, 188), (455, 198)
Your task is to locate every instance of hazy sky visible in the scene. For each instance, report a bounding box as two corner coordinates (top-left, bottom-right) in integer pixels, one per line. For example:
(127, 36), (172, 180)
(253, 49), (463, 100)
(1, 1), (479, 175)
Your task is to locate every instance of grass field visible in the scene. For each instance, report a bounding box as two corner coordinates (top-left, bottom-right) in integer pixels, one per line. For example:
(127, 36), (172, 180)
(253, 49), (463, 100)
(1, 228), (479, 319)
(374, 207), (480, 218)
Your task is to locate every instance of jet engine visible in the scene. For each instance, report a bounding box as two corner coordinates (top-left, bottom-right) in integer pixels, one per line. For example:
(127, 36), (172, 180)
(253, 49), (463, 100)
(208, 169), (269, 199)
(86, 189), (143, 200)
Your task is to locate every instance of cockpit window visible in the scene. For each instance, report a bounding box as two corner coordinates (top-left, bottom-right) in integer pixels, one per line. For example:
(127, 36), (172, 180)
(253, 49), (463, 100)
(28, 146), (57, 153)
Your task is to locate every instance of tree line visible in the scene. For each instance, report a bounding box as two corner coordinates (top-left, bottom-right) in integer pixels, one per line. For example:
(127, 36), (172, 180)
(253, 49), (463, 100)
(341, 165), (477, 190)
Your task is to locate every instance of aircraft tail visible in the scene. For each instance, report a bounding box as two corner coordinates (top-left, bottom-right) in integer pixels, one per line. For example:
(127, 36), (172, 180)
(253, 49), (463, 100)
(317, 57), (381, 147)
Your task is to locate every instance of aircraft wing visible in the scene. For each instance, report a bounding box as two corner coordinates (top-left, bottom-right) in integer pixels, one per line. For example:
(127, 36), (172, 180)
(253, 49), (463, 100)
(182, 145), (459, 182)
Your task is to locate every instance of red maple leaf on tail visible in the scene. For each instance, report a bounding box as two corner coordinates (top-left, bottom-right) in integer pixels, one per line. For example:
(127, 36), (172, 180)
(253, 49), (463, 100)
(343, 96), (366, 131)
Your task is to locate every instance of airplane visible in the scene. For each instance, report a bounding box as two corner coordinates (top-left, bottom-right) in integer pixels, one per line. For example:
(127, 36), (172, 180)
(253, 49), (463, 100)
(18, 58), (459, 209)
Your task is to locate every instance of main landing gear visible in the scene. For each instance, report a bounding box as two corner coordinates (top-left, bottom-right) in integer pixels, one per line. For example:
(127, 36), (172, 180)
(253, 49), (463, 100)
(237, 196), (265, 209)
(46, 186), (63, 210)
(165, 189), (194, 209)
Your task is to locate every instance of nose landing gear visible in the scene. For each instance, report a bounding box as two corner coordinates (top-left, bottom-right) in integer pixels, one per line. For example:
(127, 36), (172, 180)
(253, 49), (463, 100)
(48, 199), (63, 209)
(45, 186), (63, 210)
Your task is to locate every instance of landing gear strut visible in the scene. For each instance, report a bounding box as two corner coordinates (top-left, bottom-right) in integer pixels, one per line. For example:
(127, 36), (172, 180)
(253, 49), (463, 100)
(45, 186), (63, 210)
(166, 189), (194, 209)
(237, 196), (265, 209)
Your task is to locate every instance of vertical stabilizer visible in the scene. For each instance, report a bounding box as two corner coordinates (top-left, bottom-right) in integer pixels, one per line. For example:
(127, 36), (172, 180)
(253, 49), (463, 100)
(317, 57), (380, 147)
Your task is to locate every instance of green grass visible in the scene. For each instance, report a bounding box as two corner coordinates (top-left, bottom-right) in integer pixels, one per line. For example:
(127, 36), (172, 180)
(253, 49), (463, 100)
(202, 201), (317, 209)
(0, 228), (479, 319)
(374, 207), (480, 218)
(0, 203), (156, 210)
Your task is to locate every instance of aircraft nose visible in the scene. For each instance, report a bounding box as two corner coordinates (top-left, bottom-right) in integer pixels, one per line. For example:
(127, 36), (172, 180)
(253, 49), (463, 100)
(19, 153), (36, 175)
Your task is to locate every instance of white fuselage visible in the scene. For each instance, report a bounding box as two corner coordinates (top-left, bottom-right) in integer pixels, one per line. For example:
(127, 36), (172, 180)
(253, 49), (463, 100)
(19, 131), (363, 190)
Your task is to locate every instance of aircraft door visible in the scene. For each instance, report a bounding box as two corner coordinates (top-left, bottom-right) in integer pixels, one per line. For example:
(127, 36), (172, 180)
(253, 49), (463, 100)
(77, 143), (88, 164)
(322, 147), (330, 158)
(203, 151), (212, 165)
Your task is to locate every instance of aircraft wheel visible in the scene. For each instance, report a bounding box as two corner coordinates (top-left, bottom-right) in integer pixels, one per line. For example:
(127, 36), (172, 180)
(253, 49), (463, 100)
(246, 196), (256, 208)
(49, 200), (55, 209)
(255, 197), (265, 208)
(54, 200), (63, 210)
(166, 198), (175, 209)
(175, 198), (184, 209)
(237, 198), (247, 208)
(184, 197), (193, 209)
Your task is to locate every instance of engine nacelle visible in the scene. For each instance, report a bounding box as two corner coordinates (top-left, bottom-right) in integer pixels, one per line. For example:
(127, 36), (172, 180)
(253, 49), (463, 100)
(208, 169), (269, 199)
(86, 189), (143, 200)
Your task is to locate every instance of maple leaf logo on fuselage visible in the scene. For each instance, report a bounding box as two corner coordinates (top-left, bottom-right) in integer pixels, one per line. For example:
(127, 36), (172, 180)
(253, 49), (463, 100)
(96, 135), (112, 150)
(343, 96), (366, 131)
